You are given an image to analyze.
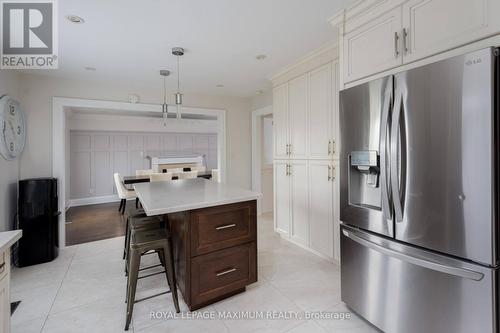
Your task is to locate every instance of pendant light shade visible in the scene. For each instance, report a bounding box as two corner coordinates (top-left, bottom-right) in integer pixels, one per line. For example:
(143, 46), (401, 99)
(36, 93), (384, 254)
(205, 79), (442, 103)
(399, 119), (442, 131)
(160, 70), (170, 126)
(172, 47), (185, 119)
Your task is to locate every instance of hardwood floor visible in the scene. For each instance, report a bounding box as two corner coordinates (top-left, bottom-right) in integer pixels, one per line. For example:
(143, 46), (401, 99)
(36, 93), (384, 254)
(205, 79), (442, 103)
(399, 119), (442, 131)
(65, 201), (135, 246)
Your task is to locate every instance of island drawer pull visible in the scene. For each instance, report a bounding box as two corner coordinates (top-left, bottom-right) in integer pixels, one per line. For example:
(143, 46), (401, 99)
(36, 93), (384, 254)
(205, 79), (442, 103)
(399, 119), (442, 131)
(216, 267), (237, 277)
(215, 223), (237, 230)
(0, 262), (5, 275)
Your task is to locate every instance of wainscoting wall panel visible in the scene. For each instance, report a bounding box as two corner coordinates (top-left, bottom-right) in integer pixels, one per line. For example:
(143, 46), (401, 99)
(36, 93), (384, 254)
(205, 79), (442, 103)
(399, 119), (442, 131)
(69, 130), (218, 202)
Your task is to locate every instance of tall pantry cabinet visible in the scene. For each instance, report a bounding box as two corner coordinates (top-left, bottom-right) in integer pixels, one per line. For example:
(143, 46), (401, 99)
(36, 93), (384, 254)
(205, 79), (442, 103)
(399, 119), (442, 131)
(273, 59), (340, 261)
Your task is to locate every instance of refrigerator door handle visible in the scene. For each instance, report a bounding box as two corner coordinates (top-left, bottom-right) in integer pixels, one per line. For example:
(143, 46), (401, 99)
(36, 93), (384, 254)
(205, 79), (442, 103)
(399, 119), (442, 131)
(390, 91), (405, 223)
(380, 79), (393, 221)
(342, 228), (485, 281)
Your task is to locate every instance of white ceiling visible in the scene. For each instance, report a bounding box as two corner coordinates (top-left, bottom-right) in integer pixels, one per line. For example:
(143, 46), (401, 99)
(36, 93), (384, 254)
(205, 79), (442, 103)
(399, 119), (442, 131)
(27, 0), (352, 97)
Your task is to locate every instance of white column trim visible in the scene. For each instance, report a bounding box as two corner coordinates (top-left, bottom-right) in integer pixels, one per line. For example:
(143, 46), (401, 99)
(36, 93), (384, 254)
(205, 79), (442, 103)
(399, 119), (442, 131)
(251, 105), (273, 215)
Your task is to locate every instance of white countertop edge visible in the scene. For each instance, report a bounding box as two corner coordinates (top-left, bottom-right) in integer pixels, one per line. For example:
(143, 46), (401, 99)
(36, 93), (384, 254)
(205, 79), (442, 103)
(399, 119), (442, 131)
(139, 194), (261, 216)
(0, 230), (22, 254)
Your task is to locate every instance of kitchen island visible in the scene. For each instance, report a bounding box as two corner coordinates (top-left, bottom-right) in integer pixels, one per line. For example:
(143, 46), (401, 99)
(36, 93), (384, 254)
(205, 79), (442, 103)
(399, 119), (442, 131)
(134, 178), (260, 310)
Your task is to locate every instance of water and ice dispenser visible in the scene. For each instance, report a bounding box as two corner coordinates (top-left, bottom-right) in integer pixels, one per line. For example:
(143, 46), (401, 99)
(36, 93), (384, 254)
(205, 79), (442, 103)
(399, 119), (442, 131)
(348, 151), (381, 210)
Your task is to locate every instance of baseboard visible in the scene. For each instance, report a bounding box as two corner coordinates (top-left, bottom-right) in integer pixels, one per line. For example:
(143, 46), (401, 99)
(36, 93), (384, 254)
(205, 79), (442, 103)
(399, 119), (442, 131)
(68, 195), (133, 207)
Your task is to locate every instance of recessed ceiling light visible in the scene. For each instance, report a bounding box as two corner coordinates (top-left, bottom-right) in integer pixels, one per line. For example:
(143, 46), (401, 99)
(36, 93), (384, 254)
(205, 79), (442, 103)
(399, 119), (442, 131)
(84, 66), (96, 71)
(66, 15), (85, 24)
(256, 54), (267, 60)
(256, 90), (263, 95)
(216, 84), (224, 88)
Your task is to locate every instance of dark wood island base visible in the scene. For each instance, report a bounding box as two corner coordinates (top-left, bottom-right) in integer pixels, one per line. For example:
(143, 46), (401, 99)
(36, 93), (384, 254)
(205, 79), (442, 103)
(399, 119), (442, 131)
(168, 200), (257, 311)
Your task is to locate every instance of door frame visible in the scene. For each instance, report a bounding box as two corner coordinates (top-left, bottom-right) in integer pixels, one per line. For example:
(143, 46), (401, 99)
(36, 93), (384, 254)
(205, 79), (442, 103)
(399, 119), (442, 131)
(251, 105), (273, 215)
(52, 97), (226, 248)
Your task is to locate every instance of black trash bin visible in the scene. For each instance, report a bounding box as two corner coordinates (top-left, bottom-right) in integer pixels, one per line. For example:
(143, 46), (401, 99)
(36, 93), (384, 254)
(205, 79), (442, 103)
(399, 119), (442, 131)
(17, 178), (59, 267)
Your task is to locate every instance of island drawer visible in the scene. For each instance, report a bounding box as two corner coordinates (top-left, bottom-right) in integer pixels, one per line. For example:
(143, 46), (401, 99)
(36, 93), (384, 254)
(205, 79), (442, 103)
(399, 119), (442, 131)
(190, 242), (257, 307)
(190, 201), (256, 256)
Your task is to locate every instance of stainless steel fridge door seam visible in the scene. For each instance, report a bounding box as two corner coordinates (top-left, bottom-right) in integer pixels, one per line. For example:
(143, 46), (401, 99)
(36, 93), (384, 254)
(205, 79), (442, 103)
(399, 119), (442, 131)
(390, 88), (406, 223)
(380, 77), (393, 222)
(342, 228), (484, 281)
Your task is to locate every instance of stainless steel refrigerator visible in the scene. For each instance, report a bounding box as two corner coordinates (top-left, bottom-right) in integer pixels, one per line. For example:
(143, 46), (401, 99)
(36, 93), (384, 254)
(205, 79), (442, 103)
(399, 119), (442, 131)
(339, 47), (499, 333)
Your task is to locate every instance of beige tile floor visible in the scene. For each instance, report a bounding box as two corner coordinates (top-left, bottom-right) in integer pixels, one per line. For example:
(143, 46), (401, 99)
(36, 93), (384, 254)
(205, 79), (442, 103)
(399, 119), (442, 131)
(10, 213), (379, 333)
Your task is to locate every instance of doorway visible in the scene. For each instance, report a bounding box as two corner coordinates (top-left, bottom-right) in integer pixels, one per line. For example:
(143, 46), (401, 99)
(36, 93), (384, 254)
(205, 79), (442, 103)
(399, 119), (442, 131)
(252, 106), (273, 216)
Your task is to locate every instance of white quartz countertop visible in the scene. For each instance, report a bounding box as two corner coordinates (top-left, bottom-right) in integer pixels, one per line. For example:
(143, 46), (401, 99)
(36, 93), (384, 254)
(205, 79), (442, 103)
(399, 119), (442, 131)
(134, 178), (261, 216)
(0, 230), (22, 254)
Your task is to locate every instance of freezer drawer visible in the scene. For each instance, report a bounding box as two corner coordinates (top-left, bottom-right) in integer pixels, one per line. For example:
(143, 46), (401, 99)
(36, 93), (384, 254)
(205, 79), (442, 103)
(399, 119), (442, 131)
(341, 225), (497, 333)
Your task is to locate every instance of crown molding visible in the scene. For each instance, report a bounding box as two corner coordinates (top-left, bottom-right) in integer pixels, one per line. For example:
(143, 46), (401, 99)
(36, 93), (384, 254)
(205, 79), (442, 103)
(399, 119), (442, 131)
(269, 40), (339, 84)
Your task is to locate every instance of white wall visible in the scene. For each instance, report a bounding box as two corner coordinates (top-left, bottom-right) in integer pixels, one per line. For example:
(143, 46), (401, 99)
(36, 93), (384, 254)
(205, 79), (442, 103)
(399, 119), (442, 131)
(18, 74), (254, 189)
(0, 71), (20, 231)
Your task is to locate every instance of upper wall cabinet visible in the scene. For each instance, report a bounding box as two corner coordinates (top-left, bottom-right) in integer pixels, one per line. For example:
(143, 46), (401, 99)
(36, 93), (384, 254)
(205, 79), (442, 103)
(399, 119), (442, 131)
(273, 83), (289, 159)
(337, 0), (500, 85)
(288, 74), (309, 159)
(344, 7), (403, 83)
(402, 0), (500, 63)
(273, 62), (338, 160)
(309, 63), (335, 159)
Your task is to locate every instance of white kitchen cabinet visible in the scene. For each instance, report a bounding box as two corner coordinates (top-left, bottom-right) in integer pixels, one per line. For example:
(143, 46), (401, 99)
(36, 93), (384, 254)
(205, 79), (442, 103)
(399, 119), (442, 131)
(343, 6), (403, 83)
(273, 83), (289, 159)
(288, 74), (309, 159)
(0, 273), (8, 333)
(274, 160), (310, 246)
(402, 0), (500, 63)
(336, 0), (500, 86)
(308, 63), (334, 159)
(274, 161), (291, 236)
(290, 160), (309, 246)
(0, 232), (21, 333)
(308, 160), (336, 259)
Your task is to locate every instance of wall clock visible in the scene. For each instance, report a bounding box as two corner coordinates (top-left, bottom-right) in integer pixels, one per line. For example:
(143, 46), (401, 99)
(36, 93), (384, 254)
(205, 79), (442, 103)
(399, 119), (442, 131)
(0, 95), (26, 160)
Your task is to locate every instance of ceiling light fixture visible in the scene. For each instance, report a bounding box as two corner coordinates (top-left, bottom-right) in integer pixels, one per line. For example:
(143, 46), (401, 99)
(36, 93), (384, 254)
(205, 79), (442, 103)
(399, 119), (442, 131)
(256, 54), (267, 60)
(172, 47), (185, 120)
(66, 15), (85, 24)
(84, 66), (96, 71)
(160, 69), (171, 126)
(216, 84), (224, 88)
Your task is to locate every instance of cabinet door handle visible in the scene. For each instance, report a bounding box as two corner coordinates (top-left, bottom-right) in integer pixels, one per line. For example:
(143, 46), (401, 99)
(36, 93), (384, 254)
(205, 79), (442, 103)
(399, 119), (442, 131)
(328, 165), (331, 181)
(328, 140), (332, 155)
(285, 164), (289, 176)
(215, 223), (237, 230)
(331, 166), (336, 181)
(394, 32), (400, 58)
(216, 267), (237, 277)
(332, 140), (336, 155)
(289, 144), (292, 155)
(0, 262), (4, 275)
(402, 28), (408, 54)
(288, 164), (292, 176)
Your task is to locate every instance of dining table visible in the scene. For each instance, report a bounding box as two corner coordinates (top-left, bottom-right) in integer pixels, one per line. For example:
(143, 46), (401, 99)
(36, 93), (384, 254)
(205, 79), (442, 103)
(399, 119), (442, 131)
(122, 171), (212, 185)
(133, 178), (261, 310)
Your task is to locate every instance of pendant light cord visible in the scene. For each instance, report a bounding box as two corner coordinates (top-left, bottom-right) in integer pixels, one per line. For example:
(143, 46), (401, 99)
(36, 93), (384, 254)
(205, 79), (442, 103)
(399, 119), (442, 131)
(177, 56), (180, 93)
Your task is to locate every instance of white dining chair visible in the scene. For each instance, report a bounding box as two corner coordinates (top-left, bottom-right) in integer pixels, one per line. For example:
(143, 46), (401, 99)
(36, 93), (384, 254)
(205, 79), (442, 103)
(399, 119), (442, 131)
(211, 169), (220, 182)
(191, 166), (206, 173)
(167, 168), (183, 174)
(136, 169), (153, 176)
(149, 172), (173, 182)
(177, 171), (198, 180)
(114, 173), (137, 215)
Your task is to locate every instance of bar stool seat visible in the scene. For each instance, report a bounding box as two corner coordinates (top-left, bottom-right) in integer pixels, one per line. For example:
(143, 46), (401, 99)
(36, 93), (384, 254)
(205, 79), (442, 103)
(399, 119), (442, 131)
(125, 227), (180, 330)
(124, 214), (162, 274)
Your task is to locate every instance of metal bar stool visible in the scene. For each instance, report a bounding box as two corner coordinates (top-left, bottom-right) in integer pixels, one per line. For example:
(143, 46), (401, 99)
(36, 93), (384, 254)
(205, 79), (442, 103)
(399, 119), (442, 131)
(125, 227), (180, 330)
(124, 214), (163, 276)
(122, 209), (145, 260)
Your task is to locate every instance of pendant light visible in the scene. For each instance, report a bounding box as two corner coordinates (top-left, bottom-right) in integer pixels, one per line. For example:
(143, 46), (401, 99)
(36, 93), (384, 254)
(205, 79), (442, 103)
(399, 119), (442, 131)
(160, 69), (170, 126)
(172, 47), (184, 119)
